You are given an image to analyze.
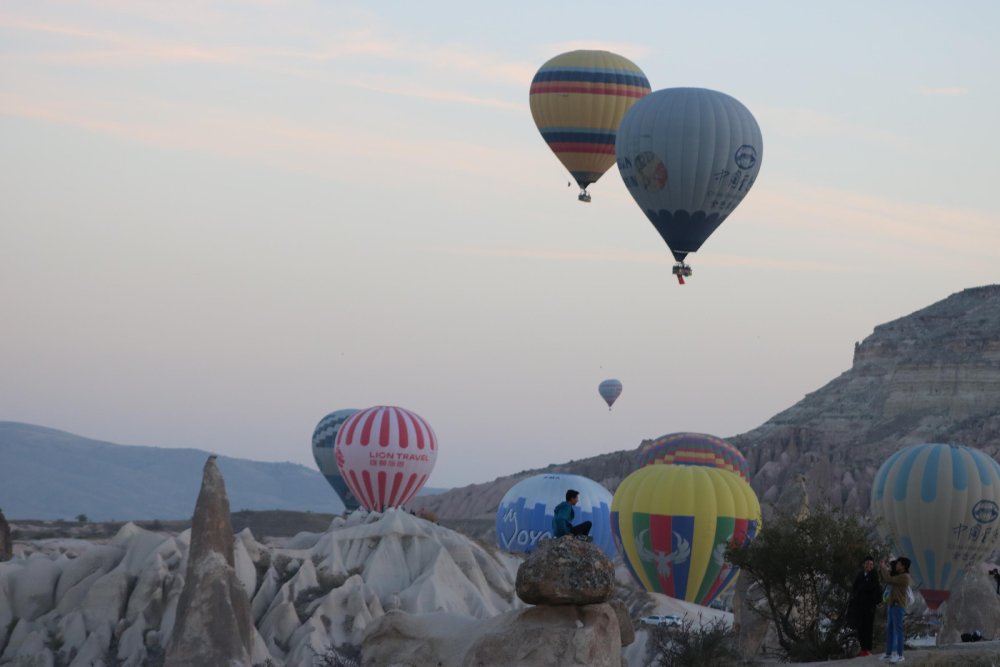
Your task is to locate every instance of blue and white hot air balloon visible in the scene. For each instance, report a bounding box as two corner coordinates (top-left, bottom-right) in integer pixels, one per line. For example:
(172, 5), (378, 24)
(496, 473), (614, 557)
(312, 409), (361, 511)
(871, 443), (1000, 610)
(615, 87), (763, 283)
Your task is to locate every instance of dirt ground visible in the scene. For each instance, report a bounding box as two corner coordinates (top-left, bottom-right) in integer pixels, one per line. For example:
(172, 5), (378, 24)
(781, 640), (1000, 665)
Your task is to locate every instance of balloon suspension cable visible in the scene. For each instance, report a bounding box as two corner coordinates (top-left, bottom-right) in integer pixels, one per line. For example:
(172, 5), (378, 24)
(578, 189), (592, 203)
(672, 262), (692, 285)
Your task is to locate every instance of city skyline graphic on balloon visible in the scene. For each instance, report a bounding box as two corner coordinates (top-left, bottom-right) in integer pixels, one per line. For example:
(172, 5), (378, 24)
(334, 405), (438, 512)
(871, 442), (1000, 610)
(496, 473), (615, 558)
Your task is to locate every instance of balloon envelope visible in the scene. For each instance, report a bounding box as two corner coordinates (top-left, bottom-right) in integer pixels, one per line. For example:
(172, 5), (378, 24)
(312, 409), (361, 511)
(615, 87), (763, 263)
(636, 432), (749, 481)
(598, 378), (623, 409)
(334, 405), (438, 512)
(871, 443), (1000, 609)
(612, 465), (760, 606)
(530, 50), (651, 196)
(496, 473), (615, 557)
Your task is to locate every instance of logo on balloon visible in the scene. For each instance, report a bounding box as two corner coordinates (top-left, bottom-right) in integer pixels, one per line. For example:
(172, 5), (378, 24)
(972, 500), (999, 524)
(734, 145), (757, 169)
(498, 506), (552, 550)
(634, 151), (667, 192)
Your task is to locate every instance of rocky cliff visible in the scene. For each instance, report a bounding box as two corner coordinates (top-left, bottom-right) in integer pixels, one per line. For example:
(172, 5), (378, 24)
(412, 285), (1000, 522)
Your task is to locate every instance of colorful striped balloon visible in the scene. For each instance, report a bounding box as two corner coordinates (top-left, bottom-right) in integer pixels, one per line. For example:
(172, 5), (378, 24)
(530, 50), (651, 201)
(612, 465), (761, 606)
(334, 405), (438, 512)
(871, 443), (1000, 610)
(312, 408), (361, 511)
(636, 432), (749, 481)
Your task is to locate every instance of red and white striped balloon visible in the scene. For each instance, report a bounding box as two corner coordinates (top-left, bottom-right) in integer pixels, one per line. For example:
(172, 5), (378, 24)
(334, 405), (438, 511)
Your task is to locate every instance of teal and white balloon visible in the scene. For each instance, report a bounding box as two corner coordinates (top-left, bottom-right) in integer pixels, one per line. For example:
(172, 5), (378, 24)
(871, 443), (1000, 610)
(615, 87), (763, 281)
(496, 473), (614, 557)
(312, 409), (360, 511)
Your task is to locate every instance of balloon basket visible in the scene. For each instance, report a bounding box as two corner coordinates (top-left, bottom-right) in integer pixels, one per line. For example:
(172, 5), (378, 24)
(671, 262), (692, 284)
(578, 190), (592, 203)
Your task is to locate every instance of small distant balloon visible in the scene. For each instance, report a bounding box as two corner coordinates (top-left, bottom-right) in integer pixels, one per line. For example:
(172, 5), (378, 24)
(496, 473), (615, 557)
(871, 443), (1000, 610)
(312, 409), (361, 511)
(636, 432), (749, 481)
(334, 405), (438, 512)
(599, 379), (623, 410)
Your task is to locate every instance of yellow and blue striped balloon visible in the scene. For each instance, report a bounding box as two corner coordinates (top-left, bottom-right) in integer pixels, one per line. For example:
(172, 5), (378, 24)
(612, 464), (761, 606)
(872, 443), (1000, 609)
(529, 50), (651, 201)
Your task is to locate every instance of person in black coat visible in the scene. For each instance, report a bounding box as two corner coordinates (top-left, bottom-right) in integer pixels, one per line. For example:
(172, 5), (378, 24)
(847, 555), (883, 656)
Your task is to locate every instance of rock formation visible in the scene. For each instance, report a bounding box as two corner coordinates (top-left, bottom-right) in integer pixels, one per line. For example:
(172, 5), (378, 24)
(0, 510), (11, 561)
(515, 536), (615, 605)
(937, 569), (1000, 644)
(164, 456), (256, 667)
(0, 506), (524, 666)
(362, 603), (624, 667)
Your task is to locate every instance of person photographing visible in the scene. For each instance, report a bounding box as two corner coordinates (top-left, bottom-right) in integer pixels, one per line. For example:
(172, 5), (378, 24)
(879, 556), (911, 663)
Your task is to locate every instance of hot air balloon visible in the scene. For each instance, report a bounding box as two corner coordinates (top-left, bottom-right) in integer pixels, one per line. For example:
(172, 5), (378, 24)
(636, 432), (749, 481)
(334, 405), (438, 512)
(496, 473), (615, 557)
(612, 464), (761, 606)
(530, 50), (651, 203)
(598, 378), (623, 410)
(871, 443), (1000, 610)
(312, 409), (361, 511)
(615, 87), (763, 283)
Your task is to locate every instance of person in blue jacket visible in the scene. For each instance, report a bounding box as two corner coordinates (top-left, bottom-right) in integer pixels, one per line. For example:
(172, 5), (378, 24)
(552, 489), (593, 541)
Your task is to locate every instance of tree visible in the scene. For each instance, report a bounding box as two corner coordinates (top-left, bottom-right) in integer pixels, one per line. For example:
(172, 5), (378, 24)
(75, 514), (88, 524)
(726, 504), (887, 662)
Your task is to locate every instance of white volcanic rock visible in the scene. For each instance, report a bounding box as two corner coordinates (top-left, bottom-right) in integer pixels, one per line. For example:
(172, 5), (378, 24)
(0, 505), (527, 666)
(54, 543), (124, 600)
(9, 554), (60, 620)
(251, 566), (282, 623)
(79, 565), (131, 634)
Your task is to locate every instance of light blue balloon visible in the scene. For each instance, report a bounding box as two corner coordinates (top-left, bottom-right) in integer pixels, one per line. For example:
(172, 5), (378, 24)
(496, 473), (615, 557)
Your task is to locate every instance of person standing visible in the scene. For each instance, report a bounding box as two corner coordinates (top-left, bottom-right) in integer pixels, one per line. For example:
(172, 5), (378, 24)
(552, 489), (593, 541)
(848, 555), (882, 656)
(879, 556), (911, 663)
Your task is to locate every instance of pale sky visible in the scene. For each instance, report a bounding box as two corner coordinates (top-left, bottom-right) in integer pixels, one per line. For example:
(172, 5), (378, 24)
(2, 1), (998, 489)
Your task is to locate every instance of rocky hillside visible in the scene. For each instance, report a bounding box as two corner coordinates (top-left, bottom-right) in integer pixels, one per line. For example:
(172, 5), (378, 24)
(411, 284), (1000, 521)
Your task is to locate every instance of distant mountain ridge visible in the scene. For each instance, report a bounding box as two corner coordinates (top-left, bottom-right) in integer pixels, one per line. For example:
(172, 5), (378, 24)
(411, 284), (1000, 522)
(0, 422), (346, 520)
